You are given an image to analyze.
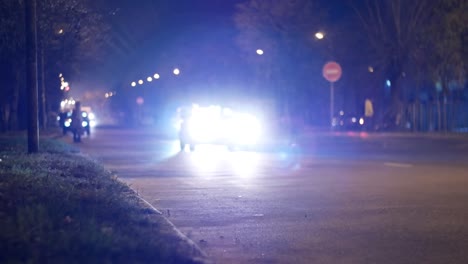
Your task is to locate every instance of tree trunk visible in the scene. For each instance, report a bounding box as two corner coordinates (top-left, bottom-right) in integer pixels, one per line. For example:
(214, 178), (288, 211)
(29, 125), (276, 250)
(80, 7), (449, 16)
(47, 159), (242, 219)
(387, 75), (403, 130)
(1, 103), (10, 132)
(39, 45), (47, 128)
(25, 0), (39, 153)
(436, 97), (442, 131)
(9, 71), (21, 130)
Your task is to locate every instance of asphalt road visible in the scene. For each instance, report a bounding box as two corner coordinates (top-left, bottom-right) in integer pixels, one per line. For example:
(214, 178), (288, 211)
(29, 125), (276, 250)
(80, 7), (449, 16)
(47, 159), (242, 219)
(70, 127), (468, 264)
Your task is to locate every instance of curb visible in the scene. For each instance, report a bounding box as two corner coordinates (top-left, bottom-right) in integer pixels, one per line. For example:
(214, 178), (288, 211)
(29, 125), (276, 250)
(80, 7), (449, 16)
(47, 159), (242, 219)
(134, 193), (212, 264)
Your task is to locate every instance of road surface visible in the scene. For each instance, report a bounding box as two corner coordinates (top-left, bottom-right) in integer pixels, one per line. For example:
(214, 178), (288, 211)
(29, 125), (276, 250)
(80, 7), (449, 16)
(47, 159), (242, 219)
(70, 127), (468, 263)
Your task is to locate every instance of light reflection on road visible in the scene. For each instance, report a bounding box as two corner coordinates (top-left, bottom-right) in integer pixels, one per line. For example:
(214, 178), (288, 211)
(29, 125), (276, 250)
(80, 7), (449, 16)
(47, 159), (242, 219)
(188, 145), (261, 179)
(151, 140), (302, 179)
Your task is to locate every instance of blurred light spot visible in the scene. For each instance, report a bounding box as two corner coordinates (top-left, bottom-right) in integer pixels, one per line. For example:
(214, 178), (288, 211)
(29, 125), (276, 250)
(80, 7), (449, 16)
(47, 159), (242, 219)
(359, 132), (369, 138)
(131, 82), (136, 87)
(138, 80), (143, 85)
(315, 32), (324, 39)
(368, 66), (374, 73)
(136, 97), (144, 105)
(190, 146), (226, 172)
(231, 152), (259, 178)
(147, 76), (153, 82)
(359, 118), (365, 125)
(173, 68), (180, 75)
(386, 80), (391, 87)
(154, 73), (160, 79)
(256, 49), (264, 55)
(339, 110), (344, 116)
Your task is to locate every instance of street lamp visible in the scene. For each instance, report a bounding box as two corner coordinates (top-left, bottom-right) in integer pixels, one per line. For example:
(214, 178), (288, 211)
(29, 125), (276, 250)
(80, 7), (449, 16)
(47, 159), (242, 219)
(138, 79), (143, 85)
(131, 81), (136, 87)
(173, 68), (180, 75)
(153, 73), (160, 79)
(315, 31), (325, 40)
(147, 76), (153, 82)
(256, 49), (264, 55)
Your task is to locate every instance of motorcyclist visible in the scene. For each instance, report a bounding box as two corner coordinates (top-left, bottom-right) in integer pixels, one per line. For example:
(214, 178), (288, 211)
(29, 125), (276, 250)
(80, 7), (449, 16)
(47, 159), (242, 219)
(71, 101), (83, 142)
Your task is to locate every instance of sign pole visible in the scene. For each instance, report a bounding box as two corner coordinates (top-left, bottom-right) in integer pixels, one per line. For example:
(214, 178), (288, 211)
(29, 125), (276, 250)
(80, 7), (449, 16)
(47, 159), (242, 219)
(322, 61), (342, 131)
(330, 81), (334, 130)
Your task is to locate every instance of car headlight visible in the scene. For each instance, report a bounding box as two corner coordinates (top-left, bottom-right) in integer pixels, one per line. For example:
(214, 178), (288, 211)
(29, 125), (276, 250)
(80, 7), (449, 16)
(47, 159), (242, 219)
(227, 114), (261, 144)
(188, 117), (220, 141)
(82, 121), (88, 127)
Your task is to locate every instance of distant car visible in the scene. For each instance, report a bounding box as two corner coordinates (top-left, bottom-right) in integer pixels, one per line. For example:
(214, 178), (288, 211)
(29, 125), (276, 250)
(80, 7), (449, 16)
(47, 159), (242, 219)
(58, 110), (96, 135)
(333, 114), (365, 131)
(178, 104), (262, 151)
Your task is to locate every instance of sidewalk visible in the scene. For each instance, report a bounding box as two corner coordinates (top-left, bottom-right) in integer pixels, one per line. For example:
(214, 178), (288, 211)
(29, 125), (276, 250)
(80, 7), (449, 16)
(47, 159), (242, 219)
(300, 126), (468, 139)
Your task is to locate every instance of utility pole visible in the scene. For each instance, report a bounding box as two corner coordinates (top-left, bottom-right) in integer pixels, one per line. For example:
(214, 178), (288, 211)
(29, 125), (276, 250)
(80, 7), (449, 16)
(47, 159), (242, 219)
(26, 0), (39, 153)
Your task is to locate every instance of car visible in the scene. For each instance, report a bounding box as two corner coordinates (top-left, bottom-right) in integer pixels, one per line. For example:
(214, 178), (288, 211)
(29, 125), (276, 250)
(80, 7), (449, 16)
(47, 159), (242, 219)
(178, 104), (262, 151)
(332, 113), (365, 131)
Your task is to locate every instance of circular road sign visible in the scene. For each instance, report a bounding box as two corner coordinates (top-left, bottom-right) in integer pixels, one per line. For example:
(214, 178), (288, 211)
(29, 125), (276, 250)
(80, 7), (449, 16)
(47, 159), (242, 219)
(136, 96), (144, 105)
(322, 61), (342, 83)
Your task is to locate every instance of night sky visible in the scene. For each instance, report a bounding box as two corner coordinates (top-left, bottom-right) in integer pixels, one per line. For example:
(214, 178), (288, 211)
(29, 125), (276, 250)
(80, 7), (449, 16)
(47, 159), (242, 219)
(75, 0), (349, 98)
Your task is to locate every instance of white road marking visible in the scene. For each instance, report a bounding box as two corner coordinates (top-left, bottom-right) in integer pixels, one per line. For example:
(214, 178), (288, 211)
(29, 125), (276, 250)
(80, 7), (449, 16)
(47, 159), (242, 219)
(384, 162), (414, 168)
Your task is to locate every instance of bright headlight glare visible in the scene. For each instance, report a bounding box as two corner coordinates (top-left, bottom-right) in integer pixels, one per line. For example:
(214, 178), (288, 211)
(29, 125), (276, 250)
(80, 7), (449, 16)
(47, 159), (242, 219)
(182, 105), (262, 145)
(88, 113), (95, 120)
(227, 114), (261, 144)
(188, 117), (220, 141)
(82, 121), (88, 127)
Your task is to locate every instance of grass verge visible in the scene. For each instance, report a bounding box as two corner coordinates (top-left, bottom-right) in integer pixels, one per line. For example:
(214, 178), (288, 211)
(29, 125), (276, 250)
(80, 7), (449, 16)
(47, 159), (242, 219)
(0, 135), (205, 264)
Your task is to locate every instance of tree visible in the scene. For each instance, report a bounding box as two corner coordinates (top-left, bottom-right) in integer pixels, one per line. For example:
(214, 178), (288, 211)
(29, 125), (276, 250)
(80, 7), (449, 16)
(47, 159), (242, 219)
(0, 0), (25, 131)
(424, 0), (467, 131)
(37, 0), (111, 127)
(0, 0), (110, 131)
(234, 0), (324, 116)
(351, 0), (436, 129)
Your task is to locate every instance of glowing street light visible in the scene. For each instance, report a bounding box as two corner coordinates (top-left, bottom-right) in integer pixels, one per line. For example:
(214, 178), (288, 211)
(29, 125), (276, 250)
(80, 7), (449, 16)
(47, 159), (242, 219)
(138, 79), (144, 85)
(315, 31), (325, 40)
(58, 29), (64, 34)
(131, 81), (137, 87)
(153, 73), (160, 79)
(173, 68), (180, 75)
(147, 76), (153, 82)
(368, 66), (374, 73)
(256, 49), (264, 55)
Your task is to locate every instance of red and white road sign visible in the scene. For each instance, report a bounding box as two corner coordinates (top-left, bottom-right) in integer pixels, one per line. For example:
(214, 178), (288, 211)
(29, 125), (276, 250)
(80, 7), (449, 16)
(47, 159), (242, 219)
(322, 61), (342, 83)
